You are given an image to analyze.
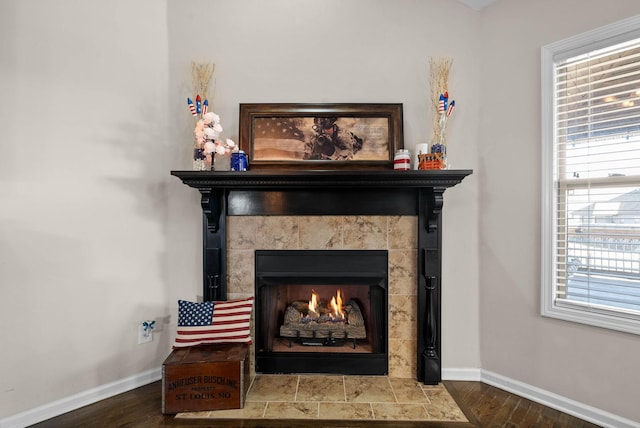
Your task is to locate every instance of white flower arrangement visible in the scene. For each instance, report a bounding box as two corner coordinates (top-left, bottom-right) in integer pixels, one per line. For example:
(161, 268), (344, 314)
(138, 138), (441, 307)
(188, 61), (237, 171)
(189, 102), (235, 170)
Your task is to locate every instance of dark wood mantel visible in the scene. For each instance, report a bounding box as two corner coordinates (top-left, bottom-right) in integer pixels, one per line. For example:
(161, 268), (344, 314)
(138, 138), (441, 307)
(171, 169), (471, 189)
(171, 169), (472, 384)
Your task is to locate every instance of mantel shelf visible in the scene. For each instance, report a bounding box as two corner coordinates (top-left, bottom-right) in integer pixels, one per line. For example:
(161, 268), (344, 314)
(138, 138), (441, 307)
(171, 169), (472, 190)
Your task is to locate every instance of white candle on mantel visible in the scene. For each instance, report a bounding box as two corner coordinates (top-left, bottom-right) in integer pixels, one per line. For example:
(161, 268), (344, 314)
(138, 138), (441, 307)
(414, 143), (430, 170)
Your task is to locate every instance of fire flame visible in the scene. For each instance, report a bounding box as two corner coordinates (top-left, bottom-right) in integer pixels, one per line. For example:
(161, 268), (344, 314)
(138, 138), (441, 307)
(308, 290), (319, 316)
(307, 289), (345, 321)
(330, 289), (344, 319)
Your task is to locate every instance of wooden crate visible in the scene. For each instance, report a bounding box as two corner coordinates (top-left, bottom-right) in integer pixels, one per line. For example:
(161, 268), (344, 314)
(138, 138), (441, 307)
(162, 343), (250, 414)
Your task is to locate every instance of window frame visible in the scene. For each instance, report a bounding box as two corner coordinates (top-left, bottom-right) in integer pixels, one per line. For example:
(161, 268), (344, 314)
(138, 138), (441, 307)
(541, 15), (640, 335)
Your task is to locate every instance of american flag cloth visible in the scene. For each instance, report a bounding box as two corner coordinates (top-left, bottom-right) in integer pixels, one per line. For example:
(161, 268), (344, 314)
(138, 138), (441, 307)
(173, 297), (254, 348)
(254, 117), (305, 140)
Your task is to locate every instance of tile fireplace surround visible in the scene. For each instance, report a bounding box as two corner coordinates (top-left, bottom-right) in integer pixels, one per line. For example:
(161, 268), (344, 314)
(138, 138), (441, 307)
(172, 169), (472, 384)
(227, 214), (417, 378)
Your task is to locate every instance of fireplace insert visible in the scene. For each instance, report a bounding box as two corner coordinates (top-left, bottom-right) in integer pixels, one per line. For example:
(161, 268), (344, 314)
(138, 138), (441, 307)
(254, 250), (388, 375)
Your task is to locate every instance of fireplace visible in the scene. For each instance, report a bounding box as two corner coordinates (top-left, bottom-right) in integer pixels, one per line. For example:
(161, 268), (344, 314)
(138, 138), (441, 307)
(254, 250), (387, 375)
(171, 169), (472, 384)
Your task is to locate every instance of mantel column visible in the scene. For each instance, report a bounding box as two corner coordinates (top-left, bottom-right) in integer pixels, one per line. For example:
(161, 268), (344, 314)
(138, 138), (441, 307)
(200, 189), (227, 301)
(417, 187), (445, 385)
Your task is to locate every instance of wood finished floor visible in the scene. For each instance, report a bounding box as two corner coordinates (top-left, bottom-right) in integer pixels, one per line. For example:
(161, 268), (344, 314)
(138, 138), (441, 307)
(29, 380), (601, 428)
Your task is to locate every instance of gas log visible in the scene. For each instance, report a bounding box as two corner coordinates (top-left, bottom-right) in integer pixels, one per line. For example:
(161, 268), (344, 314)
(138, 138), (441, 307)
(279, 299), (366, 341)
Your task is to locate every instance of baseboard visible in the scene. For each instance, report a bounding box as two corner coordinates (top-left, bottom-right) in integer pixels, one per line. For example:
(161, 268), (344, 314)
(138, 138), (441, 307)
(442, 367), (482, 381)
(480, 369), (638, 428)
(0, 368), (161, 428)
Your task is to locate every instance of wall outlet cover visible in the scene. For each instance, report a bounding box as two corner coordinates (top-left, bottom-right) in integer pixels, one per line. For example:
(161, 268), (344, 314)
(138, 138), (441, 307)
(138, 323), (153, 344)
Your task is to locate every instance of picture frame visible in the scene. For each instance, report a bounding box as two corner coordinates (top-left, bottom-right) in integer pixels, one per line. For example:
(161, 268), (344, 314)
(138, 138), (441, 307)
(239, 103), (403, 170)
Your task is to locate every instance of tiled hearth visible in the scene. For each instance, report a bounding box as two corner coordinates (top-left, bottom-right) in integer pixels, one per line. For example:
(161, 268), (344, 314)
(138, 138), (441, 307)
(225, 215), (418, 378)
(177, 374), (467, 422)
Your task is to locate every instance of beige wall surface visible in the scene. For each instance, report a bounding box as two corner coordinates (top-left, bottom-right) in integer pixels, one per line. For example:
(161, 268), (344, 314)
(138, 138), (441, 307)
(478, 0), (640, 422)
(0, 0), (174, 419)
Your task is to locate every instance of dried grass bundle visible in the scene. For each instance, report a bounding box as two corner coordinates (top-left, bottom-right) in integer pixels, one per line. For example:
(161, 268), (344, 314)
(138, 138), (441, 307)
(429, 57), (452, 144)
(191, 62), (215, 103)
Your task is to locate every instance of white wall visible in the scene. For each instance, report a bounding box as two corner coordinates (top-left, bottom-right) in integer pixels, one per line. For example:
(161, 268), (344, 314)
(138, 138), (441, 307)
(0, 0), (172, 419)
(479, 0), (640, 422)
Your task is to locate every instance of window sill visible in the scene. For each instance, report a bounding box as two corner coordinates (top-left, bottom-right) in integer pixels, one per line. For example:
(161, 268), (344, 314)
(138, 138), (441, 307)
(541, 301), (640, 336)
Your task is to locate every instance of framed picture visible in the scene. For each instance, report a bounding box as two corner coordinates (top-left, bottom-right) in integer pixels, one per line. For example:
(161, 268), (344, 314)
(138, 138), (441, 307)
(239, 103), (403, 170)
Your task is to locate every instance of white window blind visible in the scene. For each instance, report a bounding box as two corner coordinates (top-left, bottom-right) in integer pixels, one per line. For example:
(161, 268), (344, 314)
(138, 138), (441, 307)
(542, 16), (640, 334)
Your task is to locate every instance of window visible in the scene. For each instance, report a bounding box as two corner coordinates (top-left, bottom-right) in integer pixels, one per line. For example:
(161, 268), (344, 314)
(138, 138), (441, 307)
(542, 16), (640, 334)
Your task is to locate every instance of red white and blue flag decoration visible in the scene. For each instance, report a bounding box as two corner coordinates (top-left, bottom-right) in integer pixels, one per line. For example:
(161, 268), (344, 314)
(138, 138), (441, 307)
(187, 98), (197, 116)
(202, 99), (208, 116)
(173, 297), (254, 348)
(438, 92), (449, 113)
(446, 100), (456, 117)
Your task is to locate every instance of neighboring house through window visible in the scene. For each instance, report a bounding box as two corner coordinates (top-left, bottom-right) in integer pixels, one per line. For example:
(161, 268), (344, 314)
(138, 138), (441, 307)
(541, 15), (640, 334)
